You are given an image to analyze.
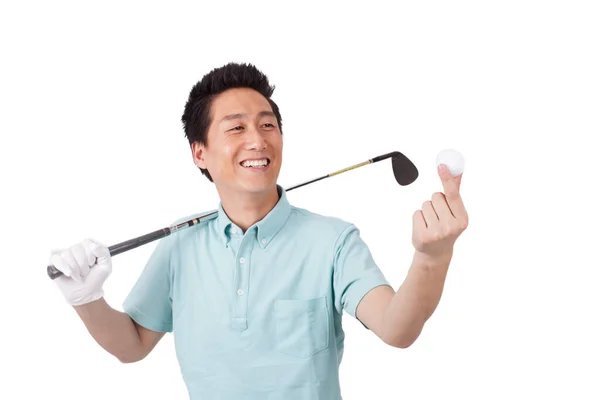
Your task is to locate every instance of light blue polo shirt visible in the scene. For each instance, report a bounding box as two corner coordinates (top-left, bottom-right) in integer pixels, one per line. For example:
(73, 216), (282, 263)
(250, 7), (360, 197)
(123, 185), (391, 399)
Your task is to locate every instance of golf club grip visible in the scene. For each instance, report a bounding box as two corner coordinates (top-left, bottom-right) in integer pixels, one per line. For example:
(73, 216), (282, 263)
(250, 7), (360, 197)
(109, 227), (172, 256)
(46, 227), (171, 280)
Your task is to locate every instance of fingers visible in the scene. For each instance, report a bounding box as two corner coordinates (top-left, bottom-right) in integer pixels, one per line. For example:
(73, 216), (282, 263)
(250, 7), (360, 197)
(438, 163), (462, 197)
(49, 239), (108, 283)
(82, 239), (100, 265)
(72, 243), (92, 277)
(82, 240), (97, 265)
(60, 248), (84, 282)
(85, 239), (110, 263)
(49, 252), (74, 279)
(412, 210), (427, 232)
(431, 192), (454, 219)
(438, 165), (468, 222)
(420, 200), (438, 228)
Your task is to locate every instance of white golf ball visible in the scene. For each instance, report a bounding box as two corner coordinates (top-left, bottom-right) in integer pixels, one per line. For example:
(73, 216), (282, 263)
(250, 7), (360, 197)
(436, 149), (465, 177)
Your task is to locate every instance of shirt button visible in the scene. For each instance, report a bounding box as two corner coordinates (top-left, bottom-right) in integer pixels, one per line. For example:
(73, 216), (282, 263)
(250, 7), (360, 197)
(239, 257), (246, 264)
(231, 228), (238, 235)
(237, 289), (244, 296)
(261, 239), (266, 244)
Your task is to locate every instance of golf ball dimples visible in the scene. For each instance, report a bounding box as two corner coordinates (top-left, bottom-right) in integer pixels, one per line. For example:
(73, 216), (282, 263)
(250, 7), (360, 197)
(436, 149), (464, 177)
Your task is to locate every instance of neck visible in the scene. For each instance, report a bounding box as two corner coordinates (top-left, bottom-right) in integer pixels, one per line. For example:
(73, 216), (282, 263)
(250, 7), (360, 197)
(218, 185), (280, 232)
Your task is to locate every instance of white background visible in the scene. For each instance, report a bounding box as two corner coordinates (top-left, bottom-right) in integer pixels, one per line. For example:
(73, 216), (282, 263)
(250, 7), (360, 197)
(1, 0), (599, 398)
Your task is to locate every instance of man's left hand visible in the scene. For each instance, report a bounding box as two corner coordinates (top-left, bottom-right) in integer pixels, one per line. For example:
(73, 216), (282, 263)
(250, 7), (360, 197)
(412, 164), (469, 262)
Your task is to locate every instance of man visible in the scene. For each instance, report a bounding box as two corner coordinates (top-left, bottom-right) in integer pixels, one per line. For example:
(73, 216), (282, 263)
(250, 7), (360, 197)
(50, 62), (469, 399)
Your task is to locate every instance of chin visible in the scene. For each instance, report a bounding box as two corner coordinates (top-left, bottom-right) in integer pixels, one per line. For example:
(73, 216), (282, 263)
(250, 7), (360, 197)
(239, 178), (277, 192)
(243, 182), (276, 193)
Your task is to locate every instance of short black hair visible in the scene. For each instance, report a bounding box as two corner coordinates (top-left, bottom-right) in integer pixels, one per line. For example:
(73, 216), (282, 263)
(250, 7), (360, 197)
(181, 62), (283, 182)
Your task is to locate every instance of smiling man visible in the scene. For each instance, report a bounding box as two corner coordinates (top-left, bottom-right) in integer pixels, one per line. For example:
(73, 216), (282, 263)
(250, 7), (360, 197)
(50, 62), (469, 399)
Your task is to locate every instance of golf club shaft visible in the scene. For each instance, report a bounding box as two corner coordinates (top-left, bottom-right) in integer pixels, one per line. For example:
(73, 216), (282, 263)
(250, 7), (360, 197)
(47, 151), (399, 280)
(286, 151), (398, 191)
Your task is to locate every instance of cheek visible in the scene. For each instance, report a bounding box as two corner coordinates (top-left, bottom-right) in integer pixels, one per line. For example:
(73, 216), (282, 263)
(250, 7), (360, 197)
(271, 134), (283, 153)
(218, 142), (239, 172)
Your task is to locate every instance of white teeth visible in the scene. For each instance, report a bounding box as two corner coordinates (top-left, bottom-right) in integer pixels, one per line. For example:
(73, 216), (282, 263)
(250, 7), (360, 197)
(241, 159), (268, 168)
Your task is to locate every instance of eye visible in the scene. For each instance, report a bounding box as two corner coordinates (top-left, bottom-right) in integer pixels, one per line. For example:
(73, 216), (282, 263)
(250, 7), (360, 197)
(262, 123), (275, 128)
(229, 126), (244, 132)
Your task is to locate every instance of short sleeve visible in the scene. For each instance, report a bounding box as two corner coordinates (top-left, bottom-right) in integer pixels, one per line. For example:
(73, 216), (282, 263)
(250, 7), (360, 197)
(122, 235), (175, 333)
(333, 224), (391, 325)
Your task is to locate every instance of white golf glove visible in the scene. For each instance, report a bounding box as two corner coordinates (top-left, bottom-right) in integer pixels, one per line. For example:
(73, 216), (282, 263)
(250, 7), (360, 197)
(49, 239), (112, 306)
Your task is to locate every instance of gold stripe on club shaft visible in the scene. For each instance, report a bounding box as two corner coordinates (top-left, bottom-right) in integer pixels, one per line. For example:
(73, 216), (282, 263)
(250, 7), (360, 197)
(170, 213), (216, 233)
(328, 160), (372, 177)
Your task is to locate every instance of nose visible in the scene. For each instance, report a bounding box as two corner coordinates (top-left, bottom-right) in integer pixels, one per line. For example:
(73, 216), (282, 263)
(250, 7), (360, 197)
(245, 125), (267, 151)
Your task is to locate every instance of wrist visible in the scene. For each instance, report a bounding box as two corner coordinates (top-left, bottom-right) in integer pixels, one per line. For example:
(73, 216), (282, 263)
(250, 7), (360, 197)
(70, 291), (104, 307)
(413, 250), (452, 270)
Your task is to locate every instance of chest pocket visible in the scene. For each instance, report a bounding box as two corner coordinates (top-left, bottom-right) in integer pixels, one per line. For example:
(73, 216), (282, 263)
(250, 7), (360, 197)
(274, 296), (330, 358)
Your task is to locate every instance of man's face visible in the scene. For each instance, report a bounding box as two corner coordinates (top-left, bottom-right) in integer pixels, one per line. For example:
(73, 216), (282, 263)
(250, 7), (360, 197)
(193, 88), (283, 195)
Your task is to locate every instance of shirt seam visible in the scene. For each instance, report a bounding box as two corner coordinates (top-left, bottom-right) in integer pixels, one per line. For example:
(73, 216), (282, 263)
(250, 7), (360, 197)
(331, 223), (356, 316)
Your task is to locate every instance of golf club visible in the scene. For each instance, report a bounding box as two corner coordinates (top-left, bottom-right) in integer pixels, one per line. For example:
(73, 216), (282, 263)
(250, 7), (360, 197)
(47, 150), (418, 280)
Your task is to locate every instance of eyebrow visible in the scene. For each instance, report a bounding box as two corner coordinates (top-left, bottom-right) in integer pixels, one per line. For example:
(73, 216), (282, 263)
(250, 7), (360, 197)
(220, 111), (276, 123)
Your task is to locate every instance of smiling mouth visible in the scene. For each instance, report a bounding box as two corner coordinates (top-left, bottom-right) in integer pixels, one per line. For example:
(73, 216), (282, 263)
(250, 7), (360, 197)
(240, 158), (271, 168)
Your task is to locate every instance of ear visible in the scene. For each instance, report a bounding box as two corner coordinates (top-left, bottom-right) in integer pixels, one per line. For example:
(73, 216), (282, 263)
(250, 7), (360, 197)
(191, 142), (207, 169)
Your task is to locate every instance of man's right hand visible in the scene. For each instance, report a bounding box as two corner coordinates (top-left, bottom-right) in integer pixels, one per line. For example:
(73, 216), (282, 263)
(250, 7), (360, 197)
(49, 239), (112, 306)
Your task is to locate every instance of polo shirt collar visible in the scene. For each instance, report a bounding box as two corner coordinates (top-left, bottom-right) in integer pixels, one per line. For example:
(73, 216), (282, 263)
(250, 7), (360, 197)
(216, 185), (291, 248)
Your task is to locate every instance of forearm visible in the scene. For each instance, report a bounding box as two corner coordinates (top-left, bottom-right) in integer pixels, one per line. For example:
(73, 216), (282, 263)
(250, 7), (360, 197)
(382, 251), (451, 347)
(73, 298), (143, 363)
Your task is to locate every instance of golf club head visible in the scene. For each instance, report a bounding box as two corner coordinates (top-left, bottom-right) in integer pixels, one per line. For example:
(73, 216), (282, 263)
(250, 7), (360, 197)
(391, 151), (419, 186)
